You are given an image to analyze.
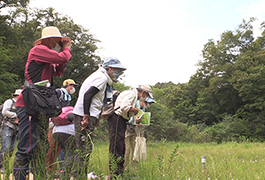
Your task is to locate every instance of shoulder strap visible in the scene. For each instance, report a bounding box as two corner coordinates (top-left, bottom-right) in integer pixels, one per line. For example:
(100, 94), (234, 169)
(11, 98), (15, 105)
(0, 104), (3, 115)
(59, 89), (64, 101)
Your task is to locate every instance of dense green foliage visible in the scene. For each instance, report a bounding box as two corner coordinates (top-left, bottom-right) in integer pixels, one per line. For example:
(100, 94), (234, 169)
(154, 17), (265, 143)
(0, 2), (101, 104)
(1, 3), (265, 143)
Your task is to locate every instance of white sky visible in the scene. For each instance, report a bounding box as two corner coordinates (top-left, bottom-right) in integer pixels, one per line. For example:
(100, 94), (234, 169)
(14, 0), (265, 87)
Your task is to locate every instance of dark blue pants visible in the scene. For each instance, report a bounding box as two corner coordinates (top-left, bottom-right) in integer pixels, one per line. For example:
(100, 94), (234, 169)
(13, 107), (48, 180)
(0, 125), (18, 169)
(58, 149), (65, 170)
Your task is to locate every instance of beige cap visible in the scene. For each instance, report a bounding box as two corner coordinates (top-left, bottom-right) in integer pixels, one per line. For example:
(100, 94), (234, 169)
(63, 79), (79, 86)
(139, 84), (153, 98)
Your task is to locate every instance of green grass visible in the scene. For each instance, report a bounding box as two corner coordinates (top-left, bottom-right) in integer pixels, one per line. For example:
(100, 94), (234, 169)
(89, 141), (265, 180)
(4, 141), (265, 179)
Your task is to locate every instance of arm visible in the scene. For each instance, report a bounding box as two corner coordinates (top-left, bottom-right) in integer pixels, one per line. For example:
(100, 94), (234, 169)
(2, 99), (16, 119)
(81, 86), (100, 129)
(129, 107), (143, 123)
(30, 45), (72, 65)
(128, 107), (138, 115)
(83, 86), (100, 114)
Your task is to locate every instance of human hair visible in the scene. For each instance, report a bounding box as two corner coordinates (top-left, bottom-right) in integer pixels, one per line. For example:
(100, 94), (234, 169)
(136, 88), (144, 93)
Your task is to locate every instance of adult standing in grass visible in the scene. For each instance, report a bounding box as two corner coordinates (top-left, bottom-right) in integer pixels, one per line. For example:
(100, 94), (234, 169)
(52, 106), (75, 179)
(124, 95), (156, 173)
(13, 26), (72, 180)
(108, 85), (153, 179)
(46, 79), (78, 178)
(72, 57), (126, 178)
(0, 89), (22, 173)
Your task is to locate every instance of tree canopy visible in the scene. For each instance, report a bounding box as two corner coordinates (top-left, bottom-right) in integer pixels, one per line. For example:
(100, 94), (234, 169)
(1, 3), (265, 142)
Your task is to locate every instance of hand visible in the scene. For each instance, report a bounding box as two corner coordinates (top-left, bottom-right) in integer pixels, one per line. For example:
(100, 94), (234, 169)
(14, 118), (19, 124)
(139, 123), (143, 127)
(81, 114), (89, 130)
(136, 116), (141, 124)
(62, 39), (71, 49)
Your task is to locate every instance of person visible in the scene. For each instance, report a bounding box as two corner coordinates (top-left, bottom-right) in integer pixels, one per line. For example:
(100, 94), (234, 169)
(52, 106), (75, 179)
(0, 89), (22, 173)
(14, 26), (72, 180)
(46, 79), (78, 177)
(72, 57), (126, 178)
(108, 85), (153, 178)
(124, 95), (156, 173)
(56, 79), (79, 107)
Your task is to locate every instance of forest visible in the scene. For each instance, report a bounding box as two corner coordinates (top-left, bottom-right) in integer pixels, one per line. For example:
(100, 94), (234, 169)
(1, 0), (265, 143)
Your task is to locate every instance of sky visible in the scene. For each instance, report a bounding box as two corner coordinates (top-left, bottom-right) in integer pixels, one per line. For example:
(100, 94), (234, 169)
(22, 0), (265, 87)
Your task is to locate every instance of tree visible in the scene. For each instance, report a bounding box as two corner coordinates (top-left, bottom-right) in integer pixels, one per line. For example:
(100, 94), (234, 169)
(0, 37), (20, 103)
(0, 0), (29, 9)
(0, 6), (102, 104)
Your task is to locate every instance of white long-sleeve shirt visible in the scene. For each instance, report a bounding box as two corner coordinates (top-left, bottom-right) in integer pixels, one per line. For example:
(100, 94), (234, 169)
(2, 98), (17, 119)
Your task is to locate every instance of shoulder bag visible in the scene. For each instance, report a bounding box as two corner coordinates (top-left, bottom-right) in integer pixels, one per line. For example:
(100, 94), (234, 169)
(22, 80), (62, 118)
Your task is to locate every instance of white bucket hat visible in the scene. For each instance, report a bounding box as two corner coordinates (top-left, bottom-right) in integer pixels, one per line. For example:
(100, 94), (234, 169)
(13, 89), (22, 96)
(33, 26), (70, 46)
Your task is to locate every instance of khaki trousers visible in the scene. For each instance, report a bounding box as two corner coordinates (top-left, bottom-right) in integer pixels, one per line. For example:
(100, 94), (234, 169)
(124, 128), (137, 172)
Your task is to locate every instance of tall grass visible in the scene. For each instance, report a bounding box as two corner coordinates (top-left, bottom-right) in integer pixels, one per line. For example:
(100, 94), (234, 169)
(3, 140), (265, 179)
(89, 141), (265, 180)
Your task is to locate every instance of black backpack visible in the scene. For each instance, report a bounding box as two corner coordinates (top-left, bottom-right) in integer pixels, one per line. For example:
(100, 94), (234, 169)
(57, 89), (70, 107)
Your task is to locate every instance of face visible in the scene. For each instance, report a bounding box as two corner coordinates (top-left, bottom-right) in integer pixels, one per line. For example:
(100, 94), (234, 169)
(65, 84), (75, 94)
(42, 37), (61, 49)
(140, 101), (147, 109)
(51, 37), (61, 48)
(69, 85), (76, 94)
(142, 92), (148, 99)
(108, 67), (124, 81)
(13, 95), (19, 100)
(107, 67), (115, 79)
(139, 91), (149, 101)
